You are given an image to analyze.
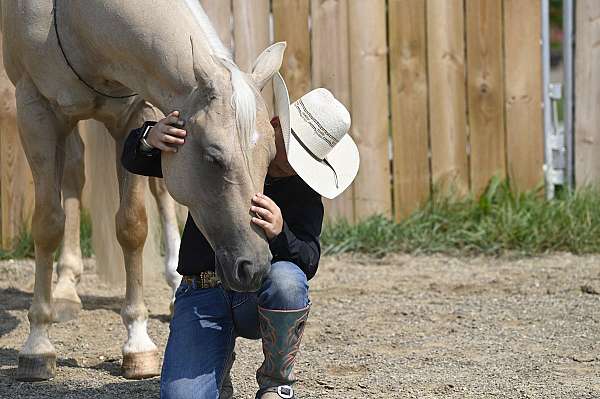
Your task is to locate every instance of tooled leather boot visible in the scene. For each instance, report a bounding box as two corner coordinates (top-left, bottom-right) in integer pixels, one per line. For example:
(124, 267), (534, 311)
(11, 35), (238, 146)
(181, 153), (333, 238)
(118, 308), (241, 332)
(255, 305), (310, 399)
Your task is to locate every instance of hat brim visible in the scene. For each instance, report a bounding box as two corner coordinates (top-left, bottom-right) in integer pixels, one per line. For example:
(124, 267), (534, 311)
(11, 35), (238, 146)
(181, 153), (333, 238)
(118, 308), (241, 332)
(273, 72), (359, 199)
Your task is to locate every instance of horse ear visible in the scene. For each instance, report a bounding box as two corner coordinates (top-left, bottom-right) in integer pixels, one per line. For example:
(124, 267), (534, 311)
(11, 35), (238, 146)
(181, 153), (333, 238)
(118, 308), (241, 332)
(190, 36), (216, 87)
(251, 42), (286, 90)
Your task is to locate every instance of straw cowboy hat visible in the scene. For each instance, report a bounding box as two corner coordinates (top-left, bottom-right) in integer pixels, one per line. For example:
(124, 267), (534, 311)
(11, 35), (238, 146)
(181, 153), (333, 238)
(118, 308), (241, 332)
(273, 72), (360, 199)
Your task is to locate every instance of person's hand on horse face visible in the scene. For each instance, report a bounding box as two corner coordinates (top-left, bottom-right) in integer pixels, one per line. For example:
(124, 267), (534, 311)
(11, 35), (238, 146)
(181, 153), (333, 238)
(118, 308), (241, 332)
(251, 193), (284, 240)
(146, 111), (187, 152)
(149, 112), (289, 240)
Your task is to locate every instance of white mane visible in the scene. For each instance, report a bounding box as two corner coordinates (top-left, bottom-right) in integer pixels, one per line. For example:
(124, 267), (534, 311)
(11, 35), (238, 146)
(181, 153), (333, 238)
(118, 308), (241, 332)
(183, 0), (256, 149)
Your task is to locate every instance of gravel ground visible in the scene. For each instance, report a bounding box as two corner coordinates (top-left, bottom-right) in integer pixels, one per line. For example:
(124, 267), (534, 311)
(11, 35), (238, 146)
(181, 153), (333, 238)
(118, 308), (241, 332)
(1, 253), (599, 398)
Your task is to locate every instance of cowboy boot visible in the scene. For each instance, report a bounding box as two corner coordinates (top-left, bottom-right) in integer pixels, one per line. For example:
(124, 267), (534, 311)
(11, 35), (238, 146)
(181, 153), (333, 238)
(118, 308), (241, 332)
(220, 351), (235, 399)
(255, 305), (310, 399)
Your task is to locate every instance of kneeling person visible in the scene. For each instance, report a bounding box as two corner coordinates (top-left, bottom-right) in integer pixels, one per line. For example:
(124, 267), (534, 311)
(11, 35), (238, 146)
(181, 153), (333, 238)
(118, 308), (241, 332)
(121, 74), (359, 399)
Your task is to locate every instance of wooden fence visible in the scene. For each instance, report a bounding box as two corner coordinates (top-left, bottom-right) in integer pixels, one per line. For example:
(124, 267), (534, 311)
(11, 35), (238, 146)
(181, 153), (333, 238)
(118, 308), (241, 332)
(208, 0), (546, 222)
(195, 0), (547, 223)
(0, 0), (562, 249)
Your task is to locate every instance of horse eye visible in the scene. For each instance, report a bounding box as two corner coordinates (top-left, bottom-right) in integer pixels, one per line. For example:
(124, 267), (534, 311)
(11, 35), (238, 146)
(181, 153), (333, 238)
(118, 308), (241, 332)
(203, 147), (227, 170)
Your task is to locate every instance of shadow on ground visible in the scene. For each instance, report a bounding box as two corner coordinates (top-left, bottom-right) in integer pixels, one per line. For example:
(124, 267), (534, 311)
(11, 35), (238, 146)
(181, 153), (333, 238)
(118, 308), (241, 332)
(0, 346), (159, 398)
(0, 287), (170, 338)
(0, 374), (159, 399)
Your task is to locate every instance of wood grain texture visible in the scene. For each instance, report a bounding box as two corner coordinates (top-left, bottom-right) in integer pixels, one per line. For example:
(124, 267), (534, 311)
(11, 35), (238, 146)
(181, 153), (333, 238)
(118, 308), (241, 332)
(504, 0), (544, 192)
(273, 0), (311, 102)
(389, 0), (430, 220)
(575, 0), (600, 185)
(348, 0), (392, 219)
(427, 0), (469, 195)
(466, 0), (506, 194)
(232, 0), (272, 111)
(199, 0), (233, 49)
(311, 0), (354, 222)
(0, 36), (34, 249)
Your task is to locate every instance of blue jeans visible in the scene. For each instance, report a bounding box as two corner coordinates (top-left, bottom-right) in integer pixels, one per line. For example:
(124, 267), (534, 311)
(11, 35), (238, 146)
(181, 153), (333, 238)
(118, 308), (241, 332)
(160, 261), (310, 399)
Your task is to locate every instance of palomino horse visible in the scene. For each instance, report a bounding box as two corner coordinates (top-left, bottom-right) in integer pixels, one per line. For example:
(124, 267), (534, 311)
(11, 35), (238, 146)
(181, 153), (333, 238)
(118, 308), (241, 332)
(1, 29), (182, 323)
(1, 0), (284, 381)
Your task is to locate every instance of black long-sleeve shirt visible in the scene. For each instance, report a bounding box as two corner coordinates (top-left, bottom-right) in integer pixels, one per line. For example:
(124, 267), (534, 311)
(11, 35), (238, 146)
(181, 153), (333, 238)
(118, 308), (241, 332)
(121, 122), (324, 280)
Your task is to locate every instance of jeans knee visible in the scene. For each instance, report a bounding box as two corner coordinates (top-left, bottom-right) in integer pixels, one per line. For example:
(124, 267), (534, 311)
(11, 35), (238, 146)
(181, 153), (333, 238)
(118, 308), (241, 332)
(258, 262), (309, 310)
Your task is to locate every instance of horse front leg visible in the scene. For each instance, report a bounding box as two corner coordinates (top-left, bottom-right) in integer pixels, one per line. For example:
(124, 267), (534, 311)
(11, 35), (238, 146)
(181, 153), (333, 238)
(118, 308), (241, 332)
(14, 78), (71, 381)
(114, 159), (159, 379)
(53, 128), (85, 323)
(110, 102), (163, 379)
(148, 177), (182, 316)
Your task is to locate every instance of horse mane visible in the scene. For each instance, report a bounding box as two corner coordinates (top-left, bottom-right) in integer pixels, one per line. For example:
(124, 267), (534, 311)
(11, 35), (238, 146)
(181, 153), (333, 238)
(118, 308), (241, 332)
(183, 0), (256, 149)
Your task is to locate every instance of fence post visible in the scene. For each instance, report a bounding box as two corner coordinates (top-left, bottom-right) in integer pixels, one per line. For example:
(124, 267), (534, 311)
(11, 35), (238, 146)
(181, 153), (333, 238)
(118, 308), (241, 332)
(199, 0), (233, 49)
(232, 0), (273, 111)
(311, 0), (355, 222)
(273, 0), (311, 102)
(575, 0), (600, 186)
(466, 0), (506, 195)
(427, 0), (469, 195)
(504, 0), (544, 192)
(348, 0), (392, 219)
(389, 0), (430, 220)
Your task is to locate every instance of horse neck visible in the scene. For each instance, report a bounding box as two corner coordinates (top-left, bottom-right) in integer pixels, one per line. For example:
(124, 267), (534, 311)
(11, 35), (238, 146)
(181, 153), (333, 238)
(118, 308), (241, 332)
(65, 0), (221, 112)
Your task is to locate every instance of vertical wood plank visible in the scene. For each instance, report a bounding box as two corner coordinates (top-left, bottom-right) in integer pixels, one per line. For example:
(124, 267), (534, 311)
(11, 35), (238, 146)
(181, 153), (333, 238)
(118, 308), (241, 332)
(273, 0), (311, 102)
(504, 0), (544, 191)
(427, 0), (469, 195)
(0, 35), (34, 250)
(199, 0), (233, 49)
(389, 0), (430, 220)
(311, 0), (354, 222)
(575, 0), (600, 185)
(232, 0), (272, 110)
(466, 0), (506, 194)
(348, 0), (392, 219)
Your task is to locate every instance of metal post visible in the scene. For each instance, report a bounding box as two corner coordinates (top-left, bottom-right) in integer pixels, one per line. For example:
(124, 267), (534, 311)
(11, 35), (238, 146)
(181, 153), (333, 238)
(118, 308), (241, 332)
(563, 0), (575, 190)
(542, 0), (553, 199)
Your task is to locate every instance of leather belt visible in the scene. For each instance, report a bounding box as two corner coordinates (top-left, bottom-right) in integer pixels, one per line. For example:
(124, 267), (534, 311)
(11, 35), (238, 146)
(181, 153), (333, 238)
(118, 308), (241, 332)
(181, 271), (221, 289)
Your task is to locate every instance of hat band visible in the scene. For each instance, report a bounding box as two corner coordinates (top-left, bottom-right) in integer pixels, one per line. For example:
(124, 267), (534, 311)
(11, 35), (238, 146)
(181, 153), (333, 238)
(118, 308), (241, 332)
(293, 100), (340, 159)
(291, 128), (340, 189)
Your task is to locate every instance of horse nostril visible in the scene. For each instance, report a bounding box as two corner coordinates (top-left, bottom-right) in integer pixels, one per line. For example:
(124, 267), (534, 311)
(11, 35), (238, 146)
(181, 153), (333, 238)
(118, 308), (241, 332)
(235, 258), (252, 285)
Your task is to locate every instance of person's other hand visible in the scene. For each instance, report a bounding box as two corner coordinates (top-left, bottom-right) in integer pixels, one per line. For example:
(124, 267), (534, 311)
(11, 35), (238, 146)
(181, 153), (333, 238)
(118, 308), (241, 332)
(146, 111), (187, 153)
(251, 193), (283, 240)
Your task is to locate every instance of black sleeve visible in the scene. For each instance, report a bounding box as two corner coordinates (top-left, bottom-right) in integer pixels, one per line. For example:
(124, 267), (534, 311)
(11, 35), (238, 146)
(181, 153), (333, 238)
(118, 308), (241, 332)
(120, 121), (163, 178)
(268, 198), (324, 280)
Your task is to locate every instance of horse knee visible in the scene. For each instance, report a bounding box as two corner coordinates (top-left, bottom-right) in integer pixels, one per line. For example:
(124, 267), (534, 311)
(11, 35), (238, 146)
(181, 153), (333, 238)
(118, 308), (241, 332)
(116, 202), (148, 251)
(31, 203), (65, 252)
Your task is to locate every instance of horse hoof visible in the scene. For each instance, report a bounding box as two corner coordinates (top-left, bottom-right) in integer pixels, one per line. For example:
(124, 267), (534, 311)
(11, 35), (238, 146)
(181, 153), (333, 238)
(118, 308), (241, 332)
(52, 299), (82, 323)
(122, 351), (160, 379)
(16, 353), (56, 381)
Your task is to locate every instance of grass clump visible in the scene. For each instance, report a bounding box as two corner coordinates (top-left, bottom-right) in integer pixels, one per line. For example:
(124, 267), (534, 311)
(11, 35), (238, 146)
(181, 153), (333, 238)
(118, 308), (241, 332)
(0, 209), (94, 260)
(322, 178), (600, 257)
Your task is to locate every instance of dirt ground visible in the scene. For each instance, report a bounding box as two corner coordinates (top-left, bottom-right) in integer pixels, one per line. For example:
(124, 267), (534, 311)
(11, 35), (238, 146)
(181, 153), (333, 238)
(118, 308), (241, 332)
(0, 253), (599, 398)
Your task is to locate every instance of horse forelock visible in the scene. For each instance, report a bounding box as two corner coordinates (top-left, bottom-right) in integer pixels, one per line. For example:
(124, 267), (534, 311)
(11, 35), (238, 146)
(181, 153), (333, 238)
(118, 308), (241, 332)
(183, 0), (256, 150)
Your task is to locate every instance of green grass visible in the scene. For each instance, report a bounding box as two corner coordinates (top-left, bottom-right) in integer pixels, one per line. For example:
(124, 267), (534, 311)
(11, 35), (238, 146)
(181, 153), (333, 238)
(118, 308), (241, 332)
(322, 178), (600, 257)
(5, 179), (600, 260)
(0, 209), (94, 260)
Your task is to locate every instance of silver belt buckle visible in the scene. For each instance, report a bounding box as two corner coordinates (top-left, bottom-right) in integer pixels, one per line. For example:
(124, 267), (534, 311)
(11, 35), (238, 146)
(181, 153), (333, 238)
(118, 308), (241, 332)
(277, 385), (294, 399)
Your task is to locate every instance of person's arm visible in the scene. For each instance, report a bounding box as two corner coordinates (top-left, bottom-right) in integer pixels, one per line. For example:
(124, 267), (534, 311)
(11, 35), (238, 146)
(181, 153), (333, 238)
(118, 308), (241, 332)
(120, 111), (187, 178)
(251, 192), (324, 280)
(268, 204), (323, 280)
(121, 121), (164, 178)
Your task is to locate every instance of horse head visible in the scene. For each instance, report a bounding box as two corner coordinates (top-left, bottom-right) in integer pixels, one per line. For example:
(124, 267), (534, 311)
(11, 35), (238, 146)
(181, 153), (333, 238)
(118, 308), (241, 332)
(162, 42), (286, 292)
